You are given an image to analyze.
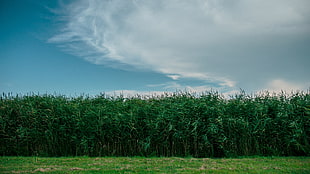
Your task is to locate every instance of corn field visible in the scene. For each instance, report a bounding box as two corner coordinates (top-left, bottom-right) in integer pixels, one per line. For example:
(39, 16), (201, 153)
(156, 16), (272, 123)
(0, 91), (309, 157)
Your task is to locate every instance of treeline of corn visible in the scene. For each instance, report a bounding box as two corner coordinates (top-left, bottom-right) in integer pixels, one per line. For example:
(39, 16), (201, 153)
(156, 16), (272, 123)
(0, 91), (309, 157)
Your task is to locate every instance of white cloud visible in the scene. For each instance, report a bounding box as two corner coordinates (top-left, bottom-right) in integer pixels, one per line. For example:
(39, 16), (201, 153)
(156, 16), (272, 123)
(49, 0), (310, 93)
(265, 79), (309, 93)
(167, 74), (181, 80)
(105, 90), (175, 98)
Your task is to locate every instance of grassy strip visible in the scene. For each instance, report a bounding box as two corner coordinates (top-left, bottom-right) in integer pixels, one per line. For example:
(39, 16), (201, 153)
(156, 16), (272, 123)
(0, 156), (309, 173)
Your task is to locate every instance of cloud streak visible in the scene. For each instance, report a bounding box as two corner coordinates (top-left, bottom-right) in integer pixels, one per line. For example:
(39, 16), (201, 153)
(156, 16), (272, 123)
(49, 0), (310, 92)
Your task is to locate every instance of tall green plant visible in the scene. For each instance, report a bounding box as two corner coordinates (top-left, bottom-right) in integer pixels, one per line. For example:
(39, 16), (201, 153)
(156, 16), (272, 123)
(0, 91), (309, 157)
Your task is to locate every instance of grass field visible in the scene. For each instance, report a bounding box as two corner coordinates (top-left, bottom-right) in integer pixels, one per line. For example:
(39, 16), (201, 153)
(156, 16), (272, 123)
(0, 156), (309, 173)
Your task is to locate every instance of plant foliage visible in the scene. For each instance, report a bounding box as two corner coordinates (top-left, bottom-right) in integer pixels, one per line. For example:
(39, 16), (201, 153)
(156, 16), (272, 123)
(0, 91), (309, 157)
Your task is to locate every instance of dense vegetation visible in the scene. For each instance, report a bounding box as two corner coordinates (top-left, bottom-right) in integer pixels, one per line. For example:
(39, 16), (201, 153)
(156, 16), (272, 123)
(0, 91), (309, 157)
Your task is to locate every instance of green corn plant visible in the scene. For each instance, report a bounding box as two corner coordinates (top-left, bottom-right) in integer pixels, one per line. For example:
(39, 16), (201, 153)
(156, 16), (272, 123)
(0, 90), (309, 157)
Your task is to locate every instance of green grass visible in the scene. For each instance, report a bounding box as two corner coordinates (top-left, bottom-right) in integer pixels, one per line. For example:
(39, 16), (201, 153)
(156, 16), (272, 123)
(0, 156), (309, 173)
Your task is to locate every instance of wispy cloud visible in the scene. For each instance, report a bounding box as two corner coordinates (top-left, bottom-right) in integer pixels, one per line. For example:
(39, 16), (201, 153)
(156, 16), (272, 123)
(49, 0), (310, 93)
(265, 79), (310, 93)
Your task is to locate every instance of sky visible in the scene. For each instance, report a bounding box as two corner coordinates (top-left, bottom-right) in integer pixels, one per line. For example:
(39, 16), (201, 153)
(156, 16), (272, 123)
(1, 0), (310, 97)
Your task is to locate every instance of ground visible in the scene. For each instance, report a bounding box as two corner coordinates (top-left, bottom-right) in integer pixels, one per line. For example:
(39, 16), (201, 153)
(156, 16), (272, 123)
(0, 156), (309, 173)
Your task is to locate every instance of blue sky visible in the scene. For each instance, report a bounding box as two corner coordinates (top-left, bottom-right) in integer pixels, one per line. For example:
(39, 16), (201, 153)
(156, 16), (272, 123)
(1, 0), (310, 97)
